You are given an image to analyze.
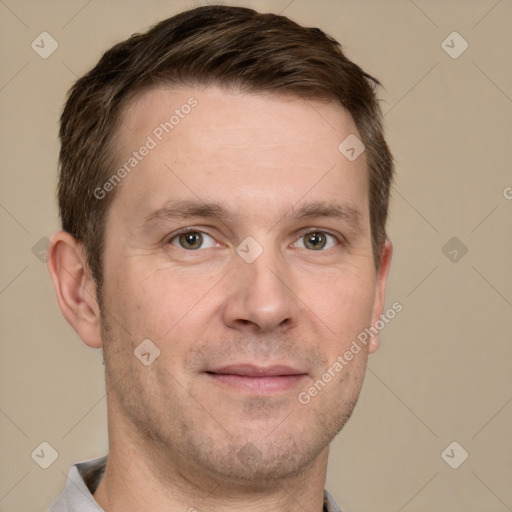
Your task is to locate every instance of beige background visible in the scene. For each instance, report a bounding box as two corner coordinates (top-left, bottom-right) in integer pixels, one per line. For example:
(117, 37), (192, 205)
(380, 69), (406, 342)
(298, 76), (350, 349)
(1, 0), (511, 511)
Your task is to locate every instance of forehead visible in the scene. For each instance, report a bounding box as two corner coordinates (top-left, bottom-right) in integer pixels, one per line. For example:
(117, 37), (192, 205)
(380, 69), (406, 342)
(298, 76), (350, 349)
(123, 84), (349, 123)
(119, 84), (361, 162)
(108, 85), (369, 227)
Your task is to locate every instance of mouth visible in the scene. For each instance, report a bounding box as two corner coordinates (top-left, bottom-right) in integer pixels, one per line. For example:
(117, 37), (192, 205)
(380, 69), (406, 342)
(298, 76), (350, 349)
(205, 364), (308, 394)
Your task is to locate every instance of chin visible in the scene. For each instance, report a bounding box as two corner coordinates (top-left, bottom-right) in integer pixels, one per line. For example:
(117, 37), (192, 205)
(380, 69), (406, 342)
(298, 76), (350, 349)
(189, 429), (325, 489)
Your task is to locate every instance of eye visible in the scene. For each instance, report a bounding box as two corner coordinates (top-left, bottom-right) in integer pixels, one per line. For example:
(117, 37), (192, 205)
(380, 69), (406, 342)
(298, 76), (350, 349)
(293, 230), (339, 251)
(168, 229), (217, 250)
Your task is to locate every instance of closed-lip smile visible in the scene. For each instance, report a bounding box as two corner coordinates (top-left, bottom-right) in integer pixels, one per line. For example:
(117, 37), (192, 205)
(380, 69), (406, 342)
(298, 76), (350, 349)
(205, 364), (308, 394)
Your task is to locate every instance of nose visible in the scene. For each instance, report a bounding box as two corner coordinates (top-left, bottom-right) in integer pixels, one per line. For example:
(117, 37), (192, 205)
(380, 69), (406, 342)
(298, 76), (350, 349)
(222, 244), (299, 334)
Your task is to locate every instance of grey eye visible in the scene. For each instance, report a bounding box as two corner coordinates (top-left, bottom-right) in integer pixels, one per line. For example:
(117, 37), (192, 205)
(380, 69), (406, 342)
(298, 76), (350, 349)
(294, 231), (337, 250)
(170, 231), (216, 250)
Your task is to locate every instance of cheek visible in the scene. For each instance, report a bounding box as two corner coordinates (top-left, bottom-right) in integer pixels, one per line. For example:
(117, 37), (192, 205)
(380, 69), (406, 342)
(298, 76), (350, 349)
(102, 262), (165, 340)
(302, 267), (376, 343)
(104, 261), (218, 345)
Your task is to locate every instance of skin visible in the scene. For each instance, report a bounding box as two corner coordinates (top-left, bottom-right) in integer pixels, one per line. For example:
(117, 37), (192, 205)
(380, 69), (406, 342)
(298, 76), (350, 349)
(48, 85), (392, 512)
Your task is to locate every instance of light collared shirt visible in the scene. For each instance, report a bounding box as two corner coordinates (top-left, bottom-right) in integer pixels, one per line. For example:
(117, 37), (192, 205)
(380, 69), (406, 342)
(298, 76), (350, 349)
(48, 456), (343, 512)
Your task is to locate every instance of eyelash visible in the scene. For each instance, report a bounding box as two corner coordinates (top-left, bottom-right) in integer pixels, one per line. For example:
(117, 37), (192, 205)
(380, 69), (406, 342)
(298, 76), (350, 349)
(166, 227), (346, 251)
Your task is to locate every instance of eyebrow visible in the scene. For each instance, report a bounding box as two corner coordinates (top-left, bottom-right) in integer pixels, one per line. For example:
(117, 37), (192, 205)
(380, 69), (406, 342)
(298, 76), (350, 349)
(141, 199), (364, 231)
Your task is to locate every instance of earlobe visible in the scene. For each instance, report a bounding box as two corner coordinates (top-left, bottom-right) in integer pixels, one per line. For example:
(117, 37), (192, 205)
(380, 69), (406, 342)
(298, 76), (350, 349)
(368, 337), (379, 353)
(368, 238), (393, 354)
(46, 231), (103, 348)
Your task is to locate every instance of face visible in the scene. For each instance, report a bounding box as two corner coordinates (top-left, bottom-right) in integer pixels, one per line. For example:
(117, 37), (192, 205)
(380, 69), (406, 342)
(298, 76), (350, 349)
(98, 85), (390, 487)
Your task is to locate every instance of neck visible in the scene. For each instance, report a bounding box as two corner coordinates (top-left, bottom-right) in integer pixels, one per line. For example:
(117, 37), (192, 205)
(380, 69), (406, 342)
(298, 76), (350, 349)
(93, 399), (329, 512)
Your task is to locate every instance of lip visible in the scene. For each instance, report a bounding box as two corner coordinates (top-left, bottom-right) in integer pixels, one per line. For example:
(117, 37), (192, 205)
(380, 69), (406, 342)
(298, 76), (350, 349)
(205, 364), (308, 394)
(208, 364), (305, 377)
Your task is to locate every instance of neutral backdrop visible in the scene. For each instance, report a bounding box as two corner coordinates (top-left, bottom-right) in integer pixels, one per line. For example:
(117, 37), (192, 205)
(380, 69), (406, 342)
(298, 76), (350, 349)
(1, 1), (511, 511)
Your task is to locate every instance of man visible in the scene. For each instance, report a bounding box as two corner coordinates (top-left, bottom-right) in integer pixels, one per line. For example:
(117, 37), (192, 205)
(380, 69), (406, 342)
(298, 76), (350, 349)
(47, 4), (394, 511)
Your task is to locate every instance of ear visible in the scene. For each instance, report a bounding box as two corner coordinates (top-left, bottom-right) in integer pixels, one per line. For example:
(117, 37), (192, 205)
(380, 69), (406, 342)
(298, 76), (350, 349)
(368, 238), (393, 354)
(46, 231), (103, 348)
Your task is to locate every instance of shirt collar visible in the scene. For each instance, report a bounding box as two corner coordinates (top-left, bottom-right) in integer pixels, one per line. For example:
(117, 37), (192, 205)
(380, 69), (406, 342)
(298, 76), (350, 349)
(48, 456), (343, 512)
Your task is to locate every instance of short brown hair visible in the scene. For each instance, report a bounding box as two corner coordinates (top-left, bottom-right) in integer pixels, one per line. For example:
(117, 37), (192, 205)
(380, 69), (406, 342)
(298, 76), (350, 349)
(58, 5), (394, 292)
